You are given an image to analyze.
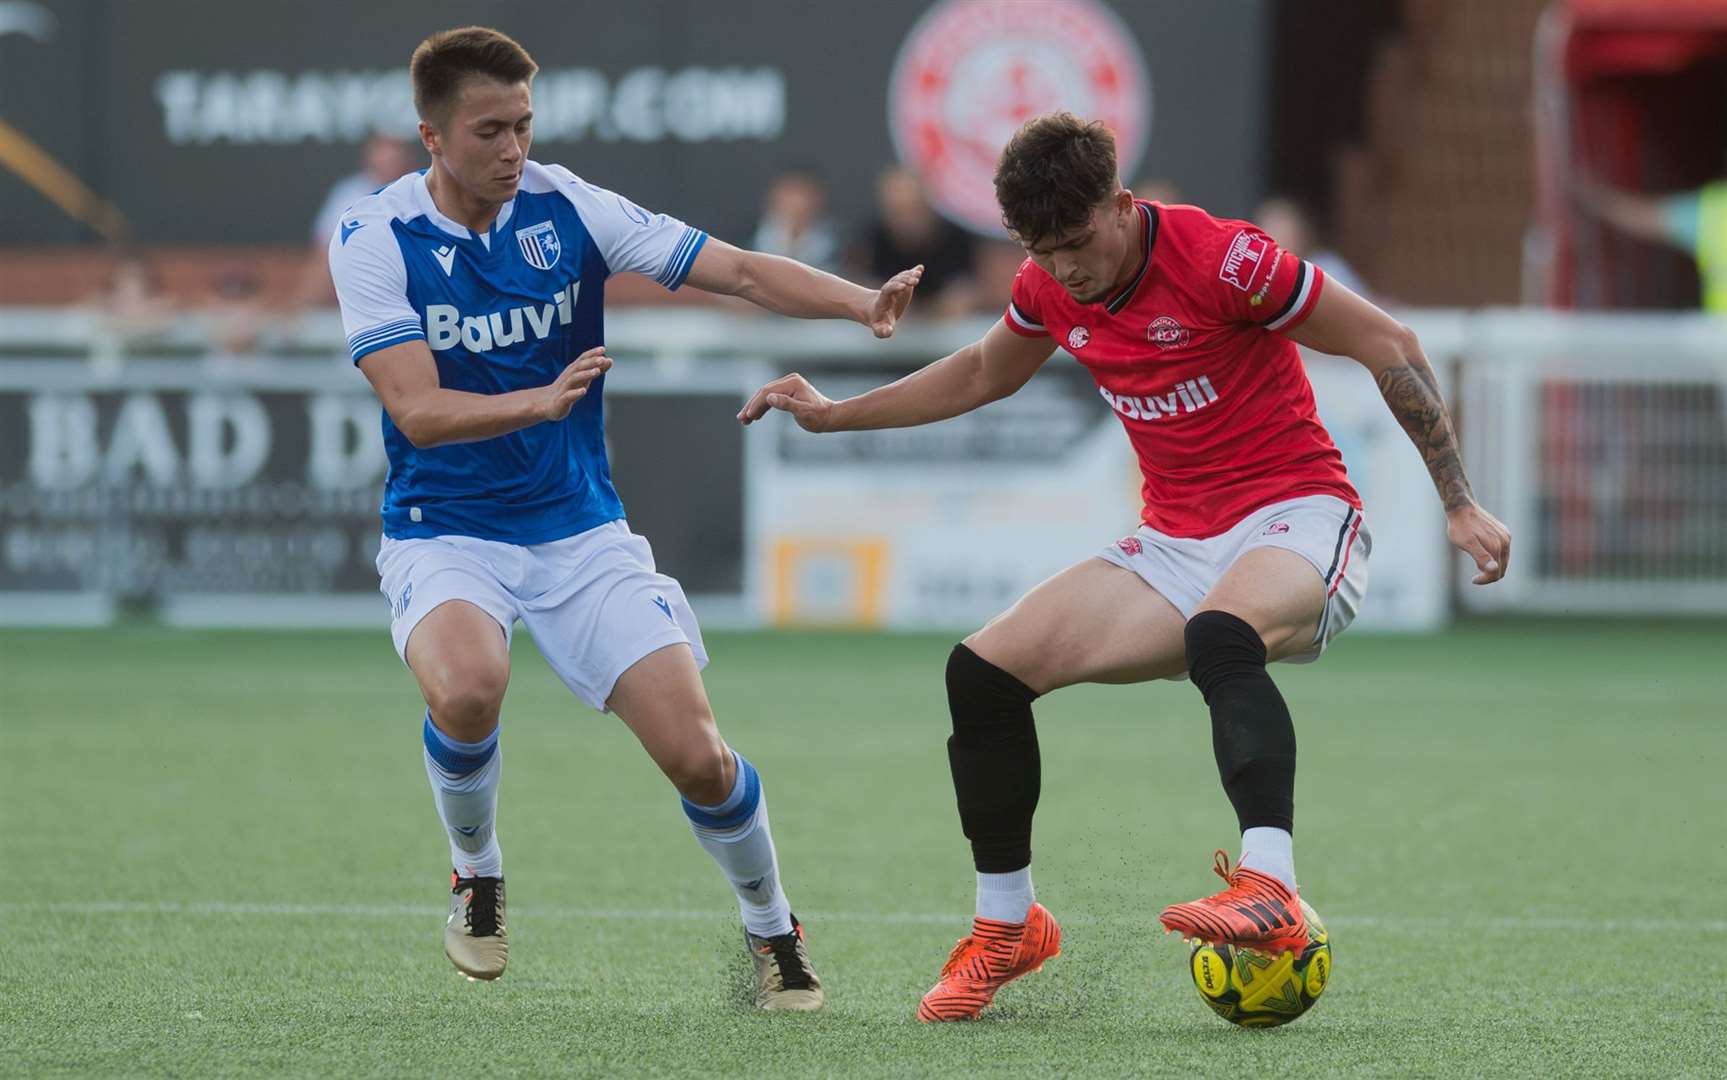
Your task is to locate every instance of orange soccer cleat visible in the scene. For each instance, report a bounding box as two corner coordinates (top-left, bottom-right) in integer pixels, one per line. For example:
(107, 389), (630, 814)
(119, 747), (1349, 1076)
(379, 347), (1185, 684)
(1158, 850), (1308, 955)
(915, 902), (1062, 1022)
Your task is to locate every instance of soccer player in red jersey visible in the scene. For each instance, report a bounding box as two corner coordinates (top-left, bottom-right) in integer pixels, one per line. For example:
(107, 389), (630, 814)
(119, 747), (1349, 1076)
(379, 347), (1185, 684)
(740, 113), (1511, 1021)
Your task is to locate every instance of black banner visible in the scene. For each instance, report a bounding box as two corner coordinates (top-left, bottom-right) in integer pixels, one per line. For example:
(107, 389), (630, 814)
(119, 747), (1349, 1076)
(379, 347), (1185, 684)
(0, 379), (745, 598)
(0, 386), (384, 594)
(0, 0), (1271, 246)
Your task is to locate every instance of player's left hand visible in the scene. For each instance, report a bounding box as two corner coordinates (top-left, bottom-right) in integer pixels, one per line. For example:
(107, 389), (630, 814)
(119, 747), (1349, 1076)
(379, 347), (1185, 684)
(1447, 502), (1511, 585)
(867, 265), (923, 338)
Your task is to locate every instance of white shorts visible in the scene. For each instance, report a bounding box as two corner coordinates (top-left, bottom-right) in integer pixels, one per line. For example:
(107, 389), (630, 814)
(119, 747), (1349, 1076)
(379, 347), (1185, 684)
(1096, 494), (1370, 671)
(375, 520), (708, 712)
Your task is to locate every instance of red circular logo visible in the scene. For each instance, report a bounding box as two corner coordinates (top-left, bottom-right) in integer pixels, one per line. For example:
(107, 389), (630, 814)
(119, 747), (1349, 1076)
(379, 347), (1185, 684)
(888, 0), (1152, 237)
(1148, 315), (1189, 350)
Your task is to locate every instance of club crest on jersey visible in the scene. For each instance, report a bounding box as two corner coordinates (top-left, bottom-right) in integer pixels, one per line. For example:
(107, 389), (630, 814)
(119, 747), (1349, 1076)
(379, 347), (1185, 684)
(1116, 536), (1143, 556)
(1067, 326), (1091, 350)
(1263, 522), (1290, 535)
(516, 221), (561, 271)
(1148, 315), (1190, 350)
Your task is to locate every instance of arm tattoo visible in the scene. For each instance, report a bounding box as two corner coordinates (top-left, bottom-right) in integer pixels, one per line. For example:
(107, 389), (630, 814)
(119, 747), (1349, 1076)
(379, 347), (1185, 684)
(1375, 360), (1475, 512)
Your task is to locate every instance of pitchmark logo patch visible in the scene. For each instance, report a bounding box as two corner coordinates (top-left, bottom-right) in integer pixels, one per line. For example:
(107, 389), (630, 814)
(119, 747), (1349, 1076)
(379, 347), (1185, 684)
(1218, 229), (1272, 292)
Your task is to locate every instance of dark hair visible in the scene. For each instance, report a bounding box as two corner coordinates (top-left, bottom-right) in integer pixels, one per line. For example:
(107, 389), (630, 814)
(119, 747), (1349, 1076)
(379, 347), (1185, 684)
(993, 112), (1121, 245)
(410, 26), (539, 126)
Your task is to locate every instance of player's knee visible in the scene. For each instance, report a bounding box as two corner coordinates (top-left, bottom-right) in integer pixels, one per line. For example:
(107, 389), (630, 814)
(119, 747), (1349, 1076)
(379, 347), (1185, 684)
(659, 730), (731, 805)
(422, 665), (507, 741)
(946, 643), (1039, 736)
(1184, 609), (1268, 697)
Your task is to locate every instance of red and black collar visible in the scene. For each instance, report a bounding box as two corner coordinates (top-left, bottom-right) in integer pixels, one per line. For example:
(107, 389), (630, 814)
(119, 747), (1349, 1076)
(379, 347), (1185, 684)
(1104, 201), (1158, 315)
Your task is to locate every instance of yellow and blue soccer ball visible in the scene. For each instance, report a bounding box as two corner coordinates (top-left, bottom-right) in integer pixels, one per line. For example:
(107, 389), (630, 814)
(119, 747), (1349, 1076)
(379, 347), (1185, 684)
(1187, 899), (1330, 1028)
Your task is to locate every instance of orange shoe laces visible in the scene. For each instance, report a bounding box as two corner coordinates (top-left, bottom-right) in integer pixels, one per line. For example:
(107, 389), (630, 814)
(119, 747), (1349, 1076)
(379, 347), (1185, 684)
(937, 935), (978, 978)
(1212, 849), (1235, 886)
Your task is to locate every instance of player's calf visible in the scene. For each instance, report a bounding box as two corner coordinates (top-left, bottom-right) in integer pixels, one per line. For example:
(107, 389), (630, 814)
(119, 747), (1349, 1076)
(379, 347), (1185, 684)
(423, 713), (509, 979)
(946, 643), (1042, 884)
(1184, 610), (1297, 888)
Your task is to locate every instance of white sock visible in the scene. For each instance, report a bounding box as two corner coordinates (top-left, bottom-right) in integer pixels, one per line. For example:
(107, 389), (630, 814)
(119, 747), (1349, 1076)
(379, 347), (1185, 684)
(1238, 826), (1296, 891)
(422, 711), (503, 879)
(975, 868), (1035, 923)
(682, 751), (793, 938)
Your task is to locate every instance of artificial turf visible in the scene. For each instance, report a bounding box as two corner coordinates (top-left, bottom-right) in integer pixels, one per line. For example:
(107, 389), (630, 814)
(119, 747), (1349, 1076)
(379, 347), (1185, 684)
(2, 621), (1723, 1077)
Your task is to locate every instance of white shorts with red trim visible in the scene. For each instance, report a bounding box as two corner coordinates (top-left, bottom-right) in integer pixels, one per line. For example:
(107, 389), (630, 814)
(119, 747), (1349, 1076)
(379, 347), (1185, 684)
(1096, 493), (1369, 673)
(375, 520), (708, 712)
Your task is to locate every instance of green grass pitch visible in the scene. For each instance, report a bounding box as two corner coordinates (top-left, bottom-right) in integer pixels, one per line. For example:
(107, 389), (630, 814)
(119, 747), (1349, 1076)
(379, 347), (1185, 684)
(3, 621), (1724, 1077)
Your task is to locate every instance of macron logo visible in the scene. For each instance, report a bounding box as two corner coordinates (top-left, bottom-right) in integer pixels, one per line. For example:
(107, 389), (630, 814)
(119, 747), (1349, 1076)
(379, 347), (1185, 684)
(426, 282), (580, 354)
(432, 245), (457, 277)
(652, 595), (673, 622)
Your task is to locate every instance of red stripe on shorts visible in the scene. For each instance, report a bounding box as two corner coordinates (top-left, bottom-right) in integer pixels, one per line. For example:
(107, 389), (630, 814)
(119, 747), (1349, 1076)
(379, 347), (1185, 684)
(1326, 515), (1364, 598)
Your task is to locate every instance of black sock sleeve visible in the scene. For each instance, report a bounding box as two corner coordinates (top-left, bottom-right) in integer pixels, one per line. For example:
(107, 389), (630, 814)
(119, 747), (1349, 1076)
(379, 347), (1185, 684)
(945, 644), (1041, 873)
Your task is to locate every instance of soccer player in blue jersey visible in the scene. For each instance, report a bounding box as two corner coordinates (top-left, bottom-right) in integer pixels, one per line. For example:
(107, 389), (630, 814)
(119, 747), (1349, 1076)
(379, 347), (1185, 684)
(327, 27), (922, 1009)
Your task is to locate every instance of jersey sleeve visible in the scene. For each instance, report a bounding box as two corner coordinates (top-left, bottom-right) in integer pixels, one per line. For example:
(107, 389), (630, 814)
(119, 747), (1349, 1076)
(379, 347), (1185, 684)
(548, 164), (708, 290)
(1003, 259), (1051, 337)
(328, 215), (424, 365)
(1210, 224), (1326, 333)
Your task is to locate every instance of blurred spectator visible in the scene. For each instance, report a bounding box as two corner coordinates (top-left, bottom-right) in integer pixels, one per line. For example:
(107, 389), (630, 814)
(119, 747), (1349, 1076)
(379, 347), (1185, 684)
(89, 252), (175, 344)
(202, 265), (270, 358)
(1253, 195), (1370, 298)
(751, 167), (840, 273)
(855, 167), (982, 318)
(294, 133), (420, 308)
(1131, 176), (1184, 205)
(1574, 175), (1727, 313)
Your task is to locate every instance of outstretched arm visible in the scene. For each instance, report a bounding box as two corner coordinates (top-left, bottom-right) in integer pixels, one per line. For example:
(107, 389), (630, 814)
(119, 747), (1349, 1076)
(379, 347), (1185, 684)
(358, 340), (612, 449)
(685, 237), (924, 338)
(1284, 280), (1512, 585)
(738, 317), (1057, 432)
(1573, 177), (1698, 255)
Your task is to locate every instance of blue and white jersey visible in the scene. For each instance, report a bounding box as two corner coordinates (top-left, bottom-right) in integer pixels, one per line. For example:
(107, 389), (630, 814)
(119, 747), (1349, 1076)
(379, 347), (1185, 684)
(328, 160), (707, 544)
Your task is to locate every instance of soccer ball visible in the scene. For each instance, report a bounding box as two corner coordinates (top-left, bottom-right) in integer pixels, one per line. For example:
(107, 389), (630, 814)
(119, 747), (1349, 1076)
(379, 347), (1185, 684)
(1187, 899), (1330, 1028)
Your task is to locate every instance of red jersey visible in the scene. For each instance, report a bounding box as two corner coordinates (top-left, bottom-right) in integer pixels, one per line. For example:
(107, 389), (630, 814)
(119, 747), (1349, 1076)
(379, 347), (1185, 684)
(1004, 201), (1360, 538)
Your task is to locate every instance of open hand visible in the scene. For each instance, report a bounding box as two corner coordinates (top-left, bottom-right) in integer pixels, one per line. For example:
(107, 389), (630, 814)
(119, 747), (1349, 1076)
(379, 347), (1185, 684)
(867, 265), (923, 338)
(737, 372), (836, 432)
(1448, 502), (1511, 585)
(541, 346), (612, 421)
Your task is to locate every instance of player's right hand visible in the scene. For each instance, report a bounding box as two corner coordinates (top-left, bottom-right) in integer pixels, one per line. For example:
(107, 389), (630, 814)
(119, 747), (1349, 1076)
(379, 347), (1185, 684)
(1447, 501), (1512, 585)
(541, 347), (613, 422)
(737, 372), (836, 432)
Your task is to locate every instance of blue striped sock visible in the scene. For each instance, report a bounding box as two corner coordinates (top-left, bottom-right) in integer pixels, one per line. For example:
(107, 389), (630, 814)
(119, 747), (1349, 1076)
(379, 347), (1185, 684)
(681, 751), (791, 937)
(422, 711), (503, 878)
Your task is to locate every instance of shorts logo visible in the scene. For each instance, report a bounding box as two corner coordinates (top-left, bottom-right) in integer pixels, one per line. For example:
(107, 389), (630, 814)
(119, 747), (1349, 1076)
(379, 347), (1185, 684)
(393, 582), (413, 619)
(1218, 229), (1272, 292)
(516, 220), (561, 271)
(1116, 536), (1143, 556)
(652, 595), (674, 622)
(1263, 522), (1290, 535)
(1148, 315), (1190, 350)
(1067, 325), (1091, 350)
(888, 0), (1152, 235)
